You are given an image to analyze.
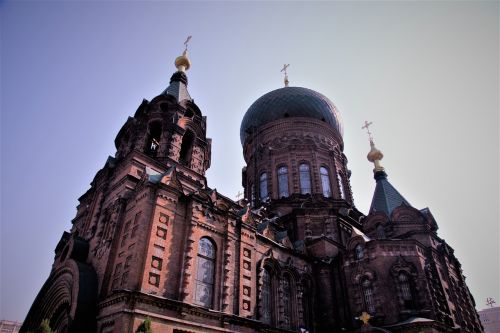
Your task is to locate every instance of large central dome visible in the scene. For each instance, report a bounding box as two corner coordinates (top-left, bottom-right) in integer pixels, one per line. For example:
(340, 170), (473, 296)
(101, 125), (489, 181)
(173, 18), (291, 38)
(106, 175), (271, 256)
(240, 86), (343, 144)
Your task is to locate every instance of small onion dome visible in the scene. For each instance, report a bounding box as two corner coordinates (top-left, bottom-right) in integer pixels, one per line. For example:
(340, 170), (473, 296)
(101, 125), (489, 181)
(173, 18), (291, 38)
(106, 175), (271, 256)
(367, 140), (384, 172)
(175, 50), (191, 72)
(367, 141), (383, 162)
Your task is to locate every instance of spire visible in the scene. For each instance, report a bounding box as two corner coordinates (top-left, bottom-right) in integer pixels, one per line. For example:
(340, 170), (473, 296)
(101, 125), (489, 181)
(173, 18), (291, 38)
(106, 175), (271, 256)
(175, 35), (191, 72)
(281, 64), (290, 87)
(163, 36), (193, 103)
(362, 121), (384, 173)
(362, 121), (411, 216)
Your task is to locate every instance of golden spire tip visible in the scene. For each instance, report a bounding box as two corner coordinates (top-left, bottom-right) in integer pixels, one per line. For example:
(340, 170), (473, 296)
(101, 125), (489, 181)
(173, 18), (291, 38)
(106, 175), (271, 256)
(175, 35), (192, 72)
(362, 121), (384, 173)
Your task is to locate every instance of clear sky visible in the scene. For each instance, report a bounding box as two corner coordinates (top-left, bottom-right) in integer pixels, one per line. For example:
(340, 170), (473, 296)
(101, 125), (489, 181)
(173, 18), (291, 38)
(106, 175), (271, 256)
(1, 0), (498, 322)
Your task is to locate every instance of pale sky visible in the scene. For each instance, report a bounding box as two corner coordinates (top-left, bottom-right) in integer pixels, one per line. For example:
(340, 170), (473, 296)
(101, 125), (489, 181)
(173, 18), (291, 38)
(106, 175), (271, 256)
(1, 1), (498, 321)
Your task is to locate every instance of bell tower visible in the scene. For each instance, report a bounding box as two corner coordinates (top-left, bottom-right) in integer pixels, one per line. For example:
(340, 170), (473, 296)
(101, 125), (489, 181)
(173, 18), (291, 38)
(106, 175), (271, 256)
(114, 39), (211, 181)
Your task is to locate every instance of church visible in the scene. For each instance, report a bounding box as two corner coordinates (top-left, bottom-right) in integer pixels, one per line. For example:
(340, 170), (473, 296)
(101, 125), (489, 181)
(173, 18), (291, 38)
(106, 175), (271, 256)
(21, 44), (483, 333)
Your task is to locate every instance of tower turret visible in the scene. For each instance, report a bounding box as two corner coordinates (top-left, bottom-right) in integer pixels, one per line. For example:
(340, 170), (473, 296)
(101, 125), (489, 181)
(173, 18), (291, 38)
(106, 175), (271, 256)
(362, 121), (410, 216)
(114, 38), (211, 180)
(240, 72), (351, 207)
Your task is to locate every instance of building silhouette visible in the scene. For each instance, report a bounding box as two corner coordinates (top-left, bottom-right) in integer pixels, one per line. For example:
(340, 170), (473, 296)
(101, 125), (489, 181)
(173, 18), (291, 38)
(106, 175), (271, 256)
(478, 304), (500, 333)
(21, 47), (483, 333)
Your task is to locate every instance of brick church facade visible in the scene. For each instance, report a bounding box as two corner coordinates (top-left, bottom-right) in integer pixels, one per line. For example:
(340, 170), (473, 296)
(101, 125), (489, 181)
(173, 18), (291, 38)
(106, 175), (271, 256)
(21, 48), (483, 333)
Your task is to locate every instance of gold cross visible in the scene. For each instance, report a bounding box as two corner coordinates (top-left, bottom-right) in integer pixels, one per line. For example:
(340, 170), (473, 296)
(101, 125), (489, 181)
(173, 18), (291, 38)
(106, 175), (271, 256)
(236, 190), (243, 200)
(362, 120), (373, 141)
(359, 311), (372, 325)
(281, 64), (290, 87)
(183, 35), (192, 51)
(281, 64), (290, 76)
(486, 297), (496, 307)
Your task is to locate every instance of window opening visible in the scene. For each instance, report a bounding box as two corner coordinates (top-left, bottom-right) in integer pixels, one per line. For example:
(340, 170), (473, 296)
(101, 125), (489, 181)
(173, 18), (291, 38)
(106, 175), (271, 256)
(261, 268), (272, 324)
(299, 164), (312, 194)
(376, 224), (386, 239)
(320, 167), (332, 197)
(278, 166), (289, 198)
(146, 122), (162, 156)
(195, 237), (216, 308)
(362, 278), (376, 313)
(179, 130), (195, 165)
(259, 172), (269, 201)
(355, 244), (364, 259)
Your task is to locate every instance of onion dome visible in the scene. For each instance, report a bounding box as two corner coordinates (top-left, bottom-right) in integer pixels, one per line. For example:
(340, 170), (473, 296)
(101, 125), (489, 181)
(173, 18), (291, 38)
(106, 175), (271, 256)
(240, 86), (343, 145)
(162, 47), (192, 103)
(363, 125), (411, 216)
(175, 50), (191, 72)
(367, 139), (384, 172)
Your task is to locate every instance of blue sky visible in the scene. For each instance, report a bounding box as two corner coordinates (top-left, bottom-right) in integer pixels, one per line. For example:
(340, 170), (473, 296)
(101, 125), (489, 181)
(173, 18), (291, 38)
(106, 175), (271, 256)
(1, 1), (498, 321)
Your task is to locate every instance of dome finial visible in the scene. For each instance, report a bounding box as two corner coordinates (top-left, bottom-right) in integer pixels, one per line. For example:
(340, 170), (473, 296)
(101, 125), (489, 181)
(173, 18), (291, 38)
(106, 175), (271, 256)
(281, 64), (290, 87)
(362, 121), (384, 173)
(175, 35), (192, 72)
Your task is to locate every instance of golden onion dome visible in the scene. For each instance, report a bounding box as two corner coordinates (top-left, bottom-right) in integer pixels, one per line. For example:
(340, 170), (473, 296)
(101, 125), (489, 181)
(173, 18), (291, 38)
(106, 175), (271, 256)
(367, 142), (383, 162)
(175, 50), (191, 72)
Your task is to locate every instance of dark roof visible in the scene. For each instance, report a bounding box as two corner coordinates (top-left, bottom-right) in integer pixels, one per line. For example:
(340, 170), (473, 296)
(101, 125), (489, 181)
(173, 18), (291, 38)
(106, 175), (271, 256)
(240, 86), (343, 144)
(369, 171), (411, 216)
(162, 71), (191, 103)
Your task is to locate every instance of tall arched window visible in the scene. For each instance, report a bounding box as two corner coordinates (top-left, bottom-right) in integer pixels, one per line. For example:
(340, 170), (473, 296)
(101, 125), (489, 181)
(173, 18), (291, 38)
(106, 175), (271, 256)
(277, 166), (289, 198)
(320, 167), (331, 197)
(259, 172), (269, 201)
(355, 244), (364, 259)
(179, 130), (195, 165)
(299, 164), (311, 194)
(146, 122), (162, 156)
(362, 278), (375, 313)
(376, 224), (386, 239)
(398, 272), (414, 309)
(399, 273), (411, 300)
(337, 173), (346, 199)
(261, 268), (273, 324)
(282, 274), (293, 329)
(195, 237), (216, 308)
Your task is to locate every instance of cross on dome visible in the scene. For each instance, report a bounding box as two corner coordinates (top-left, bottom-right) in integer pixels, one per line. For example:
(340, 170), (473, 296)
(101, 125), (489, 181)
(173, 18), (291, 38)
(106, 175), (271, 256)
(281, 64), (290, 87)
(175, 35), (192, 72)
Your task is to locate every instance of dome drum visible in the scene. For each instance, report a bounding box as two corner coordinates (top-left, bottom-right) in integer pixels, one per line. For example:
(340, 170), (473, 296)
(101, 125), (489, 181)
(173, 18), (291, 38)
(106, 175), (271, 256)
(242, 117), (351, 205)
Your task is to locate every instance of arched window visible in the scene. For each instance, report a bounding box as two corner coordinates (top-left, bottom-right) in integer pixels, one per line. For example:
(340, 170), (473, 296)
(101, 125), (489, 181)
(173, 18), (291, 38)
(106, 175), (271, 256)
(301, 278), (313, 330)
(277, 166), (289, 198)
(261, 268), (273, 324)
(195, 237), (216, 308)
(399, 273), (412, 300)
(320, 167), (331, 197)
(146, 122), (162, 156)
(362, 278), (375, 313)
(299, 164), (311, 194)
(259, 172), (269, 201)
(282, 274), (293, 329)
(337, 173), (346, 199)
(398, 272), (415, 309)
(376, 224), (386, 239)
(179, 130), (195, 165)
(355, 244), (364, 260)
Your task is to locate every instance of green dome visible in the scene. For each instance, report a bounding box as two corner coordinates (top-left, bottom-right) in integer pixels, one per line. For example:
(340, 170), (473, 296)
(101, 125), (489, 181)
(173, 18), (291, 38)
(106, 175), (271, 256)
(240, 86), (343, 144)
